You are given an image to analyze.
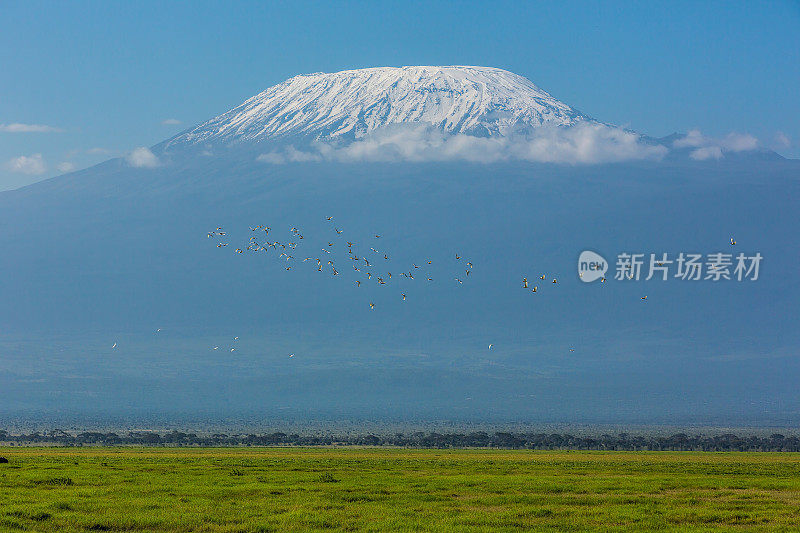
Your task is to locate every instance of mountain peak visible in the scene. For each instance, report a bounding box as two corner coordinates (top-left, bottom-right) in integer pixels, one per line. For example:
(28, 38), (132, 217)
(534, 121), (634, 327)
(164, 66), (592, 150)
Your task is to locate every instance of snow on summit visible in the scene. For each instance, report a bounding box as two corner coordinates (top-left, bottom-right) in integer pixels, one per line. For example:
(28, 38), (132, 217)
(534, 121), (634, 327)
(167, 66), (592, 148)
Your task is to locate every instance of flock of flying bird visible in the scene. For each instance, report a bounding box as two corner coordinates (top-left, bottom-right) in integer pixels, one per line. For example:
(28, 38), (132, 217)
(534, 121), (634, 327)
(206, 215), (595, 308)
(203, 216), (581, 354)
(101, 224), (740, 354)
(108, 228), (738, 354)
(208, 217), (479, 310)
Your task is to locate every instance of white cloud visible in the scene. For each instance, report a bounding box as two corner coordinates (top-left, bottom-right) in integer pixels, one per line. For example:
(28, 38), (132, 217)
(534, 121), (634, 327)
(57, 161), (76, 173)
(126, 147), (160, 168)
(689, 146), (723, 161)
(5, 153), (47, 175)
(161, 118), (182, 125)
(672, 129), (707, 148)
(0, 123), (62, 133)
(257, 146), (325, 164)
(257, 123), (667, 165)
(723, 132), (758, 152)
(674, 129), (759, 158)
(774, 132), (791, 149)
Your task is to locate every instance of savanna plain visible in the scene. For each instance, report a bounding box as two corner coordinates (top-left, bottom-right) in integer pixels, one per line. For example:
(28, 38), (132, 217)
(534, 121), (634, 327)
(1, 447), (799, 532)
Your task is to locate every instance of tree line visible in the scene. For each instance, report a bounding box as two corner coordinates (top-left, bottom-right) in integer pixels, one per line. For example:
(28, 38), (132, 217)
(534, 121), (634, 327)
(1, 429), (799, 451)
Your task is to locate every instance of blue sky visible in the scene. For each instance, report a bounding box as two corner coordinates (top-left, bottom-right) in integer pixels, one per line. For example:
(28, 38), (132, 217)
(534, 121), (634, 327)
(1, 0), (798, 190)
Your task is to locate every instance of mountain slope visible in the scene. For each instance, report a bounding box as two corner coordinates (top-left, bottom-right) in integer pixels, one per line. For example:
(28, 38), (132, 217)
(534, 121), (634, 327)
(1, 156), (799, 425)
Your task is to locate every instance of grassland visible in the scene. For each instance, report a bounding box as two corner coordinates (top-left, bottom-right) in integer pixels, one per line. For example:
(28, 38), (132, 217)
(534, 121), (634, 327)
(1, 447), (800, 532)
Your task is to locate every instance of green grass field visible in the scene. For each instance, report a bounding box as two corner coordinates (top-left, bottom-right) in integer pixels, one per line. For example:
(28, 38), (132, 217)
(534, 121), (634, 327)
(1, 448), (800, 532)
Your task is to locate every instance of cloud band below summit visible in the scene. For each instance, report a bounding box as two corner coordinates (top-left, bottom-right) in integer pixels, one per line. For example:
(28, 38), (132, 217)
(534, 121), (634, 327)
(256, 123), (668, 165)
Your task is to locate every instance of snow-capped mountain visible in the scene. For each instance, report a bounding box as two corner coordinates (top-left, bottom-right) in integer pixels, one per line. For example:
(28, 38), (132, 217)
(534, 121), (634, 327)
(2, 65), (795, 426)
(164, 66), (592, 150)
